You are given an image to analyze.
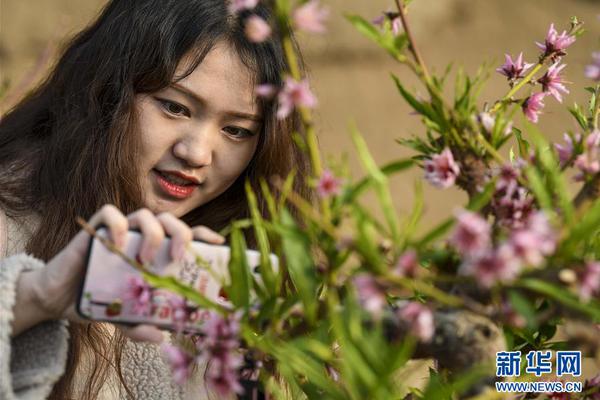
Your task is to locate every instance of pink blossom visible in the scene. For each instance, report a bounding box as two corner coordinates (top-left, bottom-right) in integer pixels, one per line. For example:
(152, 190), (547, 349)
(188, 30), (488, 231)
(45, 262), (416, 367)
(494, 187), (534, 229)
(161, 343), (195, 385)
(393, 249), (419, 278)
(124, 275), (153, 316)
(276, 77), (317, 119)
(255, 83), (278, 99)
(459, 245), (522, 288)
(450, 210), (491, 257)
(167, 294), (194, 332)
(478, 112), (496, 133)
(536, 23), (576, 60)
(372, 11), (402, 36)
(197, 312), (244, 396)
(583, 373), (600, 400)
(496, 53), (534, 80)
(354, 274), (387, 316)
(522, 92), (547, 123)
(244, 15), (271, 43)
(574, 130), (600, 180)
(292, 0), (329, 34)
(554, 133), (579, 167)
(423, 148), (460, 189)
(509, 212), (556, 267)
(537, 62), (569, 103)
(316, 169), (342, 198)
(228, 0), (258, 14)
(585, 52), (600, 81)
(397, 302), (434, 342)
(577, 261), (600, 301)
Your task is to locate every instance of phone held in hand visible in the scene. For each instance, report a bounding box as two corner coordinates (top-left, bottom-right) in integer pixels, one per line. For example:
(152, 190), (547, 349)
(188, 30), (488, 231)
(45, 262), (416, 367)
(77, 227), (278, 333)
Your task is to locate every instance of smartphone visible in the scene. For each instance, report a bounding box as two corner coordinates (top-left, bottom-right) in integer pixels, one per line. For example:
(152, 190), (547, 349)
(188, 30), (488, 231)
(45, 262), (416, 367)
(77, 227), (277, 332)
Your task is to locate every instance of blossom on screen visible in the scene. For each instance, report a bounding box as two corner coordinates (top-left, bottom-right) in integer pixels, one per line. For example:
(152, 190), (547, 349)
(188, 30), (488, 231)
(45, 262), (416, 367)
(354, 274), (387, 316)
(423, 148), (460, 189)
(554, 133), (579, 167)
(161, 343), (195, 385)
(536, 23), (576, 60)
(244, 15), (271, 43)
(397, 302), (434, 342)
(276, 77), (318, 119)
(393, 249), (419, 278)
(197, 312), (244, 396)
(508, 212), (556, 267)
(459, 245), (521, 288)
(292, 0), (329, 34)
(585, 52), (600, 81)
(574, 130), (600, 180)
(496, 53), (534, 80)
(124, 275), (153, 316)
(450, 210), (491, 257)
(522, 92), (547, 123)
(577, 261), (600, 301)
(228, 0), (258, 14)
(316, 169), (342, 198)
(537, 62), (569, 103)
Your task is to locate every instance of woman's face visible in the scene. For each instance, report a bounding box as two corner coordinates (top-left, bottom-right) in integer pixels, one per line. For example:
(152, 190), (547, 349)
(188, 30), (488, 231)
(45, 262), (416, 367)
(135, 42), (262, 218)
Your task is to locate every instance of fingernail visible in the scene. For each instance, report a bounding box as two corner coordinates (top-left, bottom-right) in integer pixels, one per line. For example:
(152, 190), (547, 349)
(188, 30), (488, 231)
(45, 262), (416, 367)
(172, 241), (186, 262)
(147, 329), (164, 343)
(140, 243), (156, 264)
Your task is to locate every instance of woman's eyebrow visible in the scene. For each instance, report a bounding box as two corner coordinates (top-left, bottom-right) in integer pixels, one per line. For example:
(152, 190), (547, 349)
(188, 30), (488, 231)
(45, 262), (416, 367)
(170, 83), (262, 122)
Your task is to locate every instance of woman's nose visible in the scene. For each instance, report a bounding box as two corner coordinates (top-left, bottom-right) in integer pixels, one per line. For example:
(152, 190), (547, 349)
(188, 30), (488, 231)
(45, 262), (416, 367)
(172, 127), (214, 167)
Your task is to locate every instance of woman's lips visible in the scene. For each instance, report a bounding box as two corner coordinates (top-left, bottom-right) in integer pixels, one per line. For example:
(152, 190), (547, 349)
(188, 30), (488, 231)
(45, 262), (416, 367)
(153, 170), (199, 199)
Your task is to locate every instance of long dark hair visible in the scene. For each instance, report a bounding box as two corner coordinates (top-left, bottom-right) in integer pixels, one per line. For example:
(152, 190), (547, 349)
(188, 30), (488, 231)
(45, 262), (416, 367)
(0, 1), (312, 398)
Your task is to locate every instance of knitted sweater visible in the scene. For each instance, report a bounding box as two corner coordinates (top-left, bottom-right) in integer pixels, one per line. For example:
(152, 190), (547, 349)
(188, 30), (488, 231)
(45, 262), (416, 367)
(0, 208), (219, 400)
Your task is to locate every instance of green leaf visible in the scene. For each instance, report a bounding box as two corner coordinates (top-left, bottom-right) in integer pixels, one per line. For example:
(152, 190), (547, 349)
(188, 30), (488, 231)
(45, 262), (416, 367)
(342, 159), (414, 204)
(350, 125), (401, 246)
(280, 209), (319, 323)
(517, 278), (600, 321)
(559, 198), (600, 255)
(225, 226), (252, 308)
(391, 74), (443, 128)
(524, 166), (553, 211)
(245, 182), (278, 296)
(508, 290), (537, 329)
(513, 128), (531, 158)
(568, 103), (588, 130)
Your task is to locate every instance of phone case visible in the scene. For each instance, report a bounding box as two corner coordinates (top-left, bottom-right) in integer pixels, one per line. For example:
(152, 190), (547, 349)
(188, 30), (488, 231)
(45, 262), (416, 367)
(77, 227), (278, 332)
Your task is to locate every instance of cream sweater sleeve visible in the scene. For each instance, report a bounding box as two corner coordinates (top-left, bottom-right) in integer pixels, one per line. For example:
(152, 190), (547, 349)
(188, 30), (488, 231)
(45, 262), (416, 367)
(0, 210), (70, 400)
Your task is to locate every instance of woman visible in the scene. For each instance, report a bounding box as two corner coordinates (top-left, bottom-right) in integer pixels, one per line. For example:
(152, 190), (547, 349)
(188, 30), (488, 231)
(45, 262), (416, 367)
(0, 0), (311, 398)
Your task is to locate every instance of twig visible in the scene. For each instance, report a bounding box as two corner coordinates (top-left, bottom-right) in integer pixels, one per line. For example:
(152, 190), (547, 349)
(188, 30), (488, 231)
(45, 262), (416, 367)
(394, 0), (430, 83)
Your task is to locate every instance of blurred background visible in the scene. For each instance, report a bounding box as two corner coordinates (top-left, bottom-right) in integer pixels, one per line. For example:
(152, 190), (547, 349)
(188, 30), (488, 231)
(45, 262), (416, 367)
(1, 0), (599, 231)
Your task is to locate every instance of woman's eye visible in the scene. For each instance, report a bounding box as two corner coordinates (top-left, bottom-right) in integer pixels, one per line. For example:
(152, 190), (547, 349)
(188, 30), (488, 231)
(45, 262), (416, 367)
(223, 126), (257, 139)
(157, 99), (190, 117)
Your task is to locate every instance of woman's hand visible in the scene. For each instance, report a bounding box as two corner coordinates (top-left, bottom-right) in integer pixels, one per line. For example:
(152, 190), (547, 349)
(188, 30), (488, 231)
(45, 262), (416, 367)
(11, 204), (225, 341)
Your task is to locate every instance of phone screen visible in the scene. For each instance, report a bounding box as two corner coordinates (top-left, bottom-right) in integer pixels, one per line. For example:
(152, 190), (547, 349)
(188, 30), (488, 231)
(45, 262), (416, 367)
(77, 228), (277, 332)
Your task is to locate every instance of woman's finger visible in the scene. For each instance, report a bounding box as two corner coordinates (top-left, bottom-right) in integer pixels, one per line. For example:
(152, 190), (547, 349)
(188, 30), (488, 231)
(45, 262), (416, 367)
(127, 208), (165, 263)
(117, 323), (165, 344)
(156, 212), (193, 262)
(191, 225), (226, 245)
(87, 204), (129, 249)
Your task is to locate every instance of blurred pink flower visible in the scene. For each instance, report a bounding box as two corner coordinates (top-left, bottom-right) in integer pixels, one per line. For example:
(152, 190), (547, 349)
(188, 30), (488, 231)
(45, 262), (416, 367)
(316, 169), (342, 198)
(578, 261), (600, 301)
(423, 148), (460, 189)
(496, 52), (534, 80)
(397, 302), (434, 342)
(167, 294), (194, 332)
(228, 0), (258, 13)
(393, 249), (419, 278)
(293, 0), (329, 34)
(583, 373), (600, 400)
(459, 245), (521, 288)
(255, 83), (278, 99)
(554, 133), (579, 167)
(197, 312), (244, 396)
(124, 275), (153, 316)
(276, 77), (318, 119)
(478, 112), (496, 133)
(538, 62), (569, 103)
(536, 23), (576, 59)
(354, 274), (387, 316)
(509, 212), (556, 267)
(585, 52), (600, 81)
(450, 210), (491, 257)
(244, 15), (271, 43)
(574, 130), (600, 180)
(494, 187), (534, 230)
(522, 92), (547, 123)
(372, 11), (402, 36)
(161, 343), (195, 385)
